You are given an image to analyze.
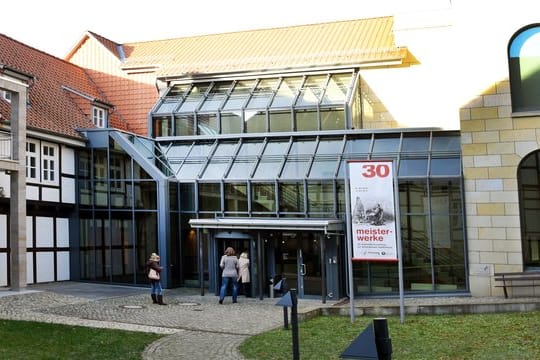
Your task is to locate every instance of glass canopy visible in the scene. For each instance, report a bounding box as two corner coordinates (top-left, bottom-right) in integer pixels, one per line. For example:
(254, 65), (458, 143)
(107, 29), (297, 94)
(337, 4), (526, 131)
(158, 131), (462, 182)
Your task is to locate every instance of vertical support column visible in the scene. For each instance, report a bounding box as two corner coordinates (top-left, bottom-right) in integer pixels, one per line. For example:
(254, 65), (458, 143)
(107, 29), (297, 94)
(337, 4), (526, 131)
(9, 88), (27, 291)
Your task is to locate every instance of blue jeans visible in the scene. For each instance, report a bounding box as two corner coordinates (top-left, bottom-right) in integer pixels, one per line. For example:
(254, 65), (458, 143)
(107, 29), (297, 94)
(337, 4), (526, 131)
(150, 281), (163, 295)
(219, 276), (238, 302)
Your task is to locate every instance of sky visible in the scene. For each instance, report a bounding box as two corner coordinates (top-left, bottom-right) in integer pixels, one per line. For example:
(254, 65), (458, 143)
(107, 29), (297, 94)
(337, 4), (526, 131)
(0, 0), (398, 59)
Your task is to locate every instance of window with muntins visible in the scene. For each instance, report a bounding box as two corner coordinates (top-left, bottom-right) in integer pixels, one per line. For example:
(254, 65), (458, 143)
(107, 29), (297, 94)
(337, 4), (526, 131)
(26, 140), (38, 181)
(41, 143), (58, 185)
(509, 24), (540, 112)
(92, 107), (107, 128)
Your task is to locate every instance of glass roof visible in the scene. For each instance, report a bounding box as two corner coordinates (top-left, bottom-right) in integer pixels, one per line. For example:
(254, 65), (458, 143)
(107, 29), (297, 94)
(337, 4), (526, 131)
(158, 131), (462, 181)
(152, 72), (355, 116)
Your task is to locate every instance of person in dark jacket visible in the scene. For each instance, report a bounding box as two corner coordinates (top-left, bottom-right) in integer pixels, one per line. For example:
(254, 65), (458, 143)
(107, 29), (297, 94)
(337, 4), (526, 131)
(146, 253), (166, 305)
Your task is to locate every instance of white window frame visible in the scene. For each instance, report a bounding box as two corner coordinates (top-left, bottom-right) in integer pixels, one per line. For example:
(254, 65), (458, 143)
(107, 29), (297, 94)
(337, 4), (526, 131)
(26, 140), (39, 182)
(92, 106), (107, 128)
(41, 142), (58, 185)
(2, 90), (11, 102)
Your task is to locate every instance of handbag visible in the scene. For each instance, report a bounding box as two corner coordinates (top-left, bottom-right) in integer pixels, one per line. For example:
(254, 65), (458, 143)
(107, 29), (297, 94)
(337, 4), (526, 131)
(148, 268), (160, 280)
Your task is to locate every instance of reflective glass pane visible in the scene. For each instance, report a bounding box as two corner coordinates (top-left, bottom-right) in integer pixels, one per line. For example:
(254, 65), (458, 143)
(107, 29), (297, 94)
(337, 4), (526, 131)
(321, 73), (353, 105)
(227, 160), (256, 179)
(399, 158), (428, 177)
(252, 183), (276, 212)
(289, 139), (317, 155)
(253, 159), (283, 179)
(399, 181), (428, 214)
(281, 159), (310, 178)
(245, 111), (267, 133)
(430, 157), (461, 176)
(316, 139), (344, 154)
(372, 137), (400, 153)
(402, 136), (430, 153)
(263, 140), (290, 155)
(180, 183), (196, 211)
(221, 112), (243, 134)
(296, 75), (326, 106)
(295, 110), (318, 131)
(175, 114), (195, 136)
(153, 116), (171, 137)
(269, 111), (292, 132)
(237, 142), (262, 157)
(213, 142), (238, 157)
(431, 135), (461, 152)
(225, 183), (248, 212)
(197, 114), (218, 135)
(155, 99), (179, 114)
(198, 183), (221, 211)
(344, 137), (372, 155)
(177, 161), (205, 179)
(188, 143), (213, 157)
(309, 158), (339, 178)
(321, 109), (345, 130)
(134, 181), (157, 209)
(307, 181), (334, 213)
(178, 83), (210, 112)
(246, 78), (278, 109)
(199, 82), (233, 112)
(167, 83), (191, 97)
(201, 161), (230, 180)
(279, 182), (304, 213)
(271, 77), (302, 108)
(223, 80), (256, 110)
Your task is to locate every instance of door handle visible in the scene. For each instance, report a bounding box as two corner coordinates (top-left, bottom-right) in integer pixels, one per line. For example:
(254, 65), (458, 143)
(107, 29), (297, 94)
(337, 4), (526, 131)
(300, 263), (306, 276)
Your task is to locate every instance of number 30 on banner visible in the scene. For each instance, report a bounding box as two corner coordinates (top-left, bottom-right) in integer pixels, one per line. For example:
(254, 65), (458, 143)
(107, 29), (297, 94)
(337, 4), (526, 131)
(361, 163), (390, 178)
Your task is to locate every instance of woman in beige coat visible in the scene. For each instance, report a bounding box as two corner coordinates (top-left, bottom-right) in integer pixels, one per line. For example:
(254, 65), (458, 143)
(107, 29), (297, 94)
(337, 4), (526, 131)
(238, 251), (250, 297)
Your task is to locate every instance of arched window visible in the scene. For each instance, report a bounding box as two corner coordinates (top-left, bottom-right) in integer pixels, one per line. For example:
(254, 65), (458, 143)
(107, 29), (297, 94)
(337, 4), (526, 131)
(509, 24), (540, 113)
(517, 150), (540, 269)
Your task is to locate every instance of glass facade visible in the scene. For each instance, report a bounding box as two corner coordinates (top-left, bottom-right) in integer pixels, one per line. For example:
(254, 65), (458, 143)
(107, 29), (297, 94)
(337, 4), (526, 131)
(77, 69), (466, 297)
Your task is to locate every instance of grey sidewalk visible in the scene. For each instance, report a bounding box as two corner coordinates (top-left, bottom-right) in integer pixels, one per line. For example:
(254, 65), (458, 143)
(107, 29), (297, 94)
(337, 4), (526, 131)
(2, 282), (540, 359)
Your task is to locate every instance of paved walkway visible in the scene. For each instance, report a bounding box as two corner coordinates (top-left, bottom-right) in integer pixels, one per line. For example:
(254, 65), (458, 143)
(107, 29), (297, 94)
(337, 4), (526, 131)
(1, 282), (540, 359)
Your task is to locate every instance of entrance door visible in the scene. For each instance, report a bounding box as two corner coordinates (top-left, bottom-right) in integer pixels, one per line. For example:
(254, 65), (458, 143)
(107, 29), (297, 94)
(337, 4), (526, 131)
(215, 232), (256, 297)
(276, 232), (322, 298)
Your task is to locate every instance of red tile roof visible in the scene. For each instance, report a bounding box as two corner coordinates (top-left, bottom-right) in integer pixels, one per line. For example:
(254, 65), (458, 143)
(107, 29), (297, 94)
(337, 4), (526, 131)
(0, 33), (129, 140)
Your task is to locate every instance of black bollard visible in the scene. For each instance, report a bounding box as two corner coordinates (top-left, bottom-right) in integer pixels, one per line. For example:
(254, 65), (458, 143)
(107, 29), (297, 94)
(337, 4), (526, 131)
(290, 289), (299, 360)
(373, 318), (392, 360)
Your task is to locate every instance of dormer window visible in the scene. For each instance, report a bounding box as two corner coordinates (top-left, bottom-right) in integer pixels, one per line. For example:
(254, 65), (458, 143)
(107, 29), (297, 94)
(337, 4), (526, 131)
(92, 106), (107, 128)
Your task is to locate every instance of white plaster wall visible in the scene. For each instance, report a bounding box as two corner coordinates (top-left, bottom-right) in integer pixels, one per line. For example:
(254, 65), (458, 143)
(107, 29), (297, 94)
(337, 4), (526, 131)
(26, 252), (33, 285)
(56, 218), (69, 247)
(42, 187), (59, 202)
(0, 253), (6, 286)
(0, 214), (6, 248)
(61, 146), (75, 175)
(36, 252), (55, 282)
(36, 217), (54, 247)
(57, 251), (70, 281)
(61, 177), (75, 204)
(26, 185), (39, 200)
(26, 216), (33, 248)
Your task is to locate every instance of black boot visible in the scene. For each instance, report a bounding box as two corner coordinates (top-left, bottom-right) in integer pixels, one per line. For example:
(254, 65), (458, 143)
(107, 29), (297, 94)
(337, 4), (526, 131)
(157, 294), (167, 305)
(151, 294), (158, 304)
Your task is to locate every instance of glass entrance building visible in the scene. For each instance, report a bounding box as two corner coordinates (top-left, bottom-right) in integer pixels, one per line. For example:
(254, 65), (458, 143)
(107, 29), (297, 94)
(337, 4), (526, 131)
(76, 69), (465, 300)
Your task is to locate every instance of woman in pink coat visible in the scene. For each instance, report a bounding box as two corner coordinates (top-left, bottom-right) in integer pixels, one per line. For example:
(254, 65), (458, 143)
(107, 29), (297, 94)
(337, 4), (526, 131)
(238, 251), (250, 297)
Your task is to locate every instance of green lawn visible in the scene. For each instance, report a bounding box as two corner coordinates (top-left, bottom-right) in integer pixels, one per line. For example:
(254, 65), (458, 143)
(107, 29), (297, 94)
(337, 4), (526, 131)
(0, 320), (163, 360)
(239, 311), (540, 360)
